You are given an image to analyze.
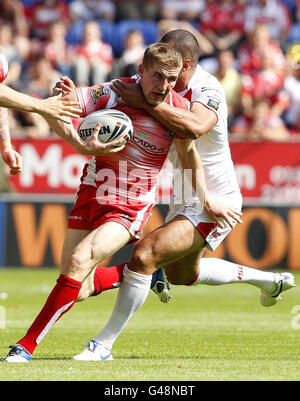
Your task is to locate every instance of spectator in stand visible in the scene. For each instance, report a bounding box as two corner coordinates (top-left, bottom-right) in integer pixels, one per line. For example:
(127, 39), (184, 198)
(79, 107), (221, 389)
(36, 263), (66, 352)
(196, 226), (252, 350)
(0, 0), (29, 37)
(69, 0), (116, 22)
(199, 0), (246, 55)
(115, 0), (160, 20)
(118, 30), (146, 77)
(244, 0), (292, 46)
(285, 0), (300, 50)
(7, 108), (51, 139)
(240, 49), (289, 120)
(0, 24), (22, 87)
(72, 20), (113, 86)
(231, 98), (290, 140)
(142, 0), (161, 20)
(214, 50), (242, 127)
(22, 52), (60, 99)
(10, 52), (62, 139)
(158, 19), (214, 58)
(160, 0), (205, 21)
(287, 111), (300, 135)
(43, 21), (75, 78)
(30, 0), (70, 40)
(283, 46), (300, 134)
(237, 24), (286, 76)
(115, 0), (142, 19)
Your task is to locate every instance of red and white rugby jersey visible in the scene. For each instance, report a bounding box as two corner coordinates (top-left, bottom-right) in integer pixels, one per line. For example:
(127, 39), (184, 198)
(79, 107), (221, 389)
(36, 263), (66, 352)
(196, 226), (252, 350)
(75, 77), (189, 209)
(0, 54), (8, 83)
(168, 64), (241, 203)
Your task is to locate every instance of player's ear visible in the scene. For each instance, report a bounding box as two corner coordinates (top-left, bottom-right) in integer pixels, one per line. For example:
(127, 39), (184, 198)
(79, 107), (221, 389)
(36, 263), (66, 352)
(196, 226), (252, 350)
(182, 59), (191, 72)
(138, 64), (144, 77)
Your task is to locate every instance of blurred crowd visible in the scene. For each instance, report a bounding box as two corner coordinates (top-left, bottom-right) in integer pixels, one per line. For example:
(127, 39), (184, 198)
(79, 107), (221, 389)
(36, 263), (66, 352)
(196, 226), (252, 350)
(1, 0), (300, 141)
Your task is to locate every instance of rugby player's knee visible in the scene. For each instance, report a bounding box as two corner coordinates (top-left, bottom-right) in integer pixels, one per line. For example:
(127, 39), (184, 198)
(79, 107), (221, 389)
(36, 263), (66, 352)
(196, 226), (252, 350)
(62, 250), (91, 280)
(130, 243), (156, 273)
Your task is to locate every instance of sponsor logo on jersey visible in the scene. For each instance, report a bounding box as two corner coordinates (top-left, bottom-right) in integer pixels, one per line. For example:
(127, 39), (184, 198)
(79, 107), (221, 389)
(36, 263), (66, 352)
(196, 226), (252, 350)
(201, 87), (213, 92)
(90, 85), (109, 104)
(133, 135), (166, 153)
(207, 99), (220, 111)
(136, 131), (151, 138)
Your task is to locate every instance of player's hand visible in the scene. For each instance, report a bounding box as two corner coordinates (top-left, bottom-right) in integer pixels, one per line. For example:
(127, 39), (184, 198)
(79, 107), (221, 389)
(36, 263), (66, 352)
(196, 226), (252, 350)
(1, 147), (23, 175)
(204, 196), (243, 229)
(39, 94), (82, 123)
(79, 123), (126, 156)
(110, 80), (147, 108)
(53, 76), (76, 97)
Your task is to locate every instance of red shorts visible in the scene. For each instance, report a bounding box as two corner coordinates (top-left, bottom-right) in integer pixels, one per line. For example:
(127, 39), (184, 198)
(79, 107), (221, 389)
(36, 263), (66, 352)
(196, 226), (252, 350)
(68, 184), (154, 240)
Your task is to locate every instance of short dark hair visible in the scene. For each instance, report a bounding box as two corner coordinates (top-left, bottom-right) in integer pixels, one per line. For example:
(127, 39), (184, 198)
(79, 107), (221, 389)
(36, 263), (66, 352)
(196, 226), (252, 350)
(160, 29), (200, 68)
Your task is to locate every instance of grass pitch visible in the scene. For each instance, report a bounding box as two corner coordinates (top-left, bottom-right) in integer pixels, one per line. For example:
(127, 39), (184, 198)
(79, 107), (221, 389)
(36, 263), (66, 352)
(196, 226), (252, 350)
(0, 268), (299, 381)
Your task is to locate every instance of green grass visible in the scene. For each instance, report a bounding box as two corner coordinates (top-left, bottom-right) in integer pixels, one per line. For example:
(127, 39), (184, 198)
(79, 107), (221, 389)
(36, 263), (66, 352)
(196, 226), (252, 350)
(0, 268), (299, 381)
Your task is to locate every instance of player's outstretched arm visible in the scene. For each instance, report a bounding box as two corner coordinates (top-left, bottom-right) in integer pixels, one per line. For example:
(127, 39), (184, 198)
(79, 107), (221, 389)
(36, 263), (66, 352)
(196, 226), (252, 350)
(0, 83), (81, 123)
(175, 138), (243, 228)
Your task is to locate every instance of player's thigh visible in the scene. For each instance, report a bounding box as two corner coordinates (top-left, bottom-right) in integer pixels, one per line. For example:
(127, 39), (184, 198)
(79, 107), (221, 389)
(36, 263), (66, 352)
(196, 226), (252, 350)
(165, 248), (205, 285)
(88, 221), (133, 264)
(61, 228), (91, 273)
(131, 215), (206, 273)
(62, 222), (132, 280)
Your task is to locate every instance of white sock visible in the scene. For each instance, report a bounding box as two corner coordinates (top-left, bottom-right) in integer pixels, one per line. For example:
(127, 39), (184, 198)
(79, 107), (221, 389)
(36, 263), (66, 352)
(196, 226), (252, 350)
(94, 265), (151, 351)
(193, 258), (276, 292)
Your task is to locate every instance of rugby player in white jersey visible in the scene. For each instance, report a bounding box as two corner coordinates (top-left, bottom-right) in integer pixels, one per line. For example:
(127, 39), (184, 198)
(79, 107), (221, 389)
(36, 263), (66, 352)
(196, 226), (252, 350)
(71, 30), (295, 361)
(0, 53), (82, 175)
(6, 43), (209, 363)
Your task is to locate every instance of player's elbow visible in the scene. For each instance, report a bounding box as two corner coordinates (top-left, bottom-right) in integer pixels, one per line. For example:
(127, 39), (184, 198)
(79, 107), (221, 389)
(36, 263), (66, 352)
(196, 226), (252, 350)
(184, 126), (205, 139)
(185, 111), (217, 138)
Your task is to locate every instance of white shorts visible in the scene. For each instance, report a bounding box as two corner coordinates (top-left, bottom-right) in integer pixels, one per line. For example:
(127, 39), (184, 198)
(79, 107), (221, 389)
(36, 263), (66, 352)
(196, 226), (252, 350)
(166, 192), (242, 251)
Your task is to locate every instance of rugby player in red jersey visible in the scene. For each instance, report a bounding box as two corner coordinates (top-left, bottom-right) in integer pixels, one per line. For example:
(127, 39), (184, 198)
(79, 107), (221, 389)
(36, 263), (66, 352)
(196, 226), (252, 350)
(5, 43), (203, 362)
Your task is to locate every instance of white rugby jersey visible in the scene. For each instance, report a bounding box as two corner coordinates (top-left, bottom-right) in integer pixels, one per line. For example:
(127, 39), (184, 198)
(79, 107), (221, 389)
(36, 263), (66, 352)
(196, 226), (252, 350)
(168, 65), (241, 203)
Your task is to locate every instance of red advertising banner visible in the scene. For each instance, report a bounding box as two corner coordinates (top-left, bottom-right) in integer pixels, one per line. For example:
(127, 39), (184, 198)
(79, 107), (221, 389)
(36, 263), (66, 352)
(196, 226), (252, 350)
(230, 141), (300, 202)
(10, 138), (88, 194)
(9, 138), (300, 202)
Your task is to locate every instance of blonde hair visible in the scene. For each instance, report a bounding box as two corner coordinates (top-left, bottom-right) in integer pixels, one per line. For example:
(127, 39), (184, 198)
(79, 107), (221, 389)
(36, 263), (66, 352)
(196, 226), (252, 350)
(142, 43), (183, 69)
